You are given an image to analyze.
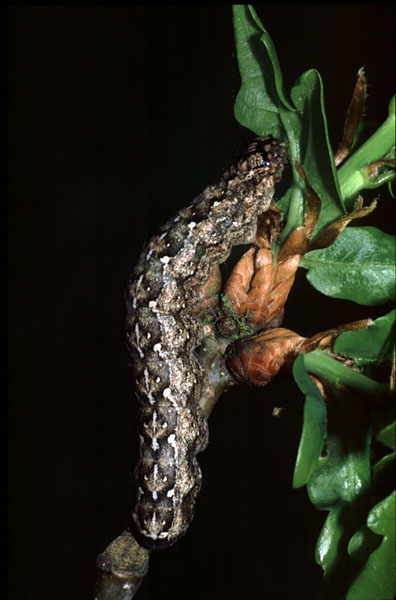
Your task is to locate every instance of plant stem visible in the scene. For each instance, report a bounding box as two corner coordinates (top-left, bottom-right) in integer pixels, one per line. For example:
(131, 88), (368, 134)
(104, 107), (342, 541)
(302, 350), (390, 398)
(337, 95), (395, 200)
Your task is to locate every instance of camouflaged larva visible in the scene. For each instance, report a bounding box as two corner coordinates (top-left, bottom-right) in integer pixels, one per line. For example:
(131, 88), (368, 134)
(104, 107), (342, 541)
(125, 136), (287, 549)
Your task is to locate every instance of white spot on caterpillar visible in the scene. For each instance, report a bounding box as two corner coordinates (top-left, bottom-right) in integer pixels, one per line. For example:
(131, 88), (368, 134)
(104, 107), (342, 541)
(159, 529), (169, 538)
(153, 463), (158, 483)
(160, 256), (171, 265)
(163, 387), (178, 409)
(152, 411), (157, 434)
(152, 437), (159, 451)
(153, 343), (162, 352)
(151, 511), (157, 528)
(167, 433), (176, 445)
(135, 323), (144, 358)
(144, 368), (150, 391)
(152, 490), (158, 500)
(144, 368), (156, 405)
(149, 300), (157, 310)
(167, 488), (175, 498)
(188, 221), (196, 230)
(136, 273), (144, 291)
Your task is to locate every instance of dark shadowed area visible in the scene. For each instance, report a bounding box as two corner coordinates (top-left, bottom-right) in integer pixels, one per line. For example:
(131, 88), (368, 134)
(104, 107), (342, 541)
(8, 5), (394, 600)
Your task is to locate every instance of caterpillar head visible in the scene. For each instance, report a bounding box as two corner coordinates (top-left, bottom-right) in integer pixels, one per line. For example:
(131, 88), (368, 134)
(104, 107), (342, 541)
(237, 136), (287, 183)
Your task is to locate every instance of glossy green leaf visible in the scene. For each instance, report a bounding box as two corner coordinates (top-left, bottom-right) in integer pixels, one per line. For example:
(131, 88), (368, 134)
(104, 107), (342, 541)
(232, 5), (284, 138)
(300, 227), (396, 305)
(346, 491), (396, 600)
(233, 5), (347, 245)
(372, 451), (396, 507)
(307, 389), (372, 599)
(247, 7), (295, 112)
(277, 68), (346, 244)
(292, 355), (327, 488)
(373, 451), (396, 479)
(376, 421), (396, 450)
(334, 310), (395, 366)
(348, 523), (382, 564)
(288, 69), (345, 234)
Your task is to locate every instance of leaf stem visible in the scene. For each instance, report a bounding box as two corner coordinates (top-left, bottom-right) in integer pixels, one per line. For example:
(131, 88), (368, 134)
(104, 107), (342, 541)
(302, 350), (390, 397)
(337, 96), (395, 200)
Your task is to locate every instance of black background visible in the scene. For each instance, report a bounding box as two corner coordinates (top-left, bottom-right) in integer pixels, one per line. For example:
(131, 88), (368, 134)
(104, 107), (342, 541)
(8, 5), (395, 600)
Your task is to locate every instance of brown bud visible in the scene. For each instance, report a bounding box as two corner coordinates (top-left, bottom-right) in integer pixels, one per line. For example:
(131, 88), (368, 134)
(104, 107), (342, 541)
(226, 327), (305, 386)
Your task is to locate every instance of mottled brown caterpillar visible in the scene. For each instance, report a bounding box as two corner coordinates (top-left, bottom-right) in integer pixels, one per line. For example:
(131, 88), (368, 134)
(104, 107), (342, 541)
(125, 136), (287, 549)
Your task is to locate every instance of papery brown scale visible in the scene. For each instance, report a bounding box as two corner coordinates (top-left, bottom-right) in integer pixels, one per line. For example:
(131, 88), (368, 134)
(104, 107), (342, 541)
(237, 251), (275, 322)
(223, 247), (256, 310)
(308, 198), (377, 252)
(334, 68), (367, 167)
(260, 254), (301, 326)
(226, 328), (305, 386)
(224, 209), (281, 325)
(224, 245), (275, 324)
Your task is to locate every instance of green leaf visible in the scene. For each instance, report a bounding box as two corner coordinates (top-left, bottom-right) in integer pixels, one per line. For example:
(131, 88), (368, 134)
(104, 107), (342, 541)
(334, 310), (395, 366)
(233, 5), (346, 245)
(346, 491), (396, 600)
(376, 422), (396, 451)
(346, 452), (395, 595)
(232, 5), (284, 138)
(278, 69), (346, 245)
(244, 6), (295, 112)
(348, 523), (382, 564)
(300, 227), (396, 305)
(292, 355), (327, 488)
(372, 451), (396, 509)
(307, 389), (372, 599)
(288, 69), (345, 234)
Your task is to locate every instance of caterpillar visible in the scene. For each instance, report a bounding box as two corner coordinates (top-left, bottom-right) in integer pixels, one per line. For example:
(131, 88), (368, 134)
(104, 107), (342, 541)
(125, 136), (287, 549)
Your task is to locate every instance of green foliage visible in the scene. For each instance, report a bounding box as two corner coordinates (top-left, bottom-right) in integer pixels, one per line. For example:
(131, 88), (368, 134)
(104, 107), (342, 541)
(232, 5), (395, 599)
(292, 357), (327, 489)
(300, 228), (396, 305)
(291, 325), (395, 599)
(334, 310), (395, 366)
(233, 5), (345, 242)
